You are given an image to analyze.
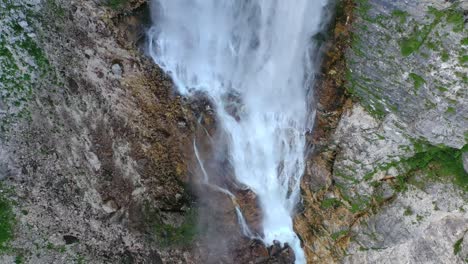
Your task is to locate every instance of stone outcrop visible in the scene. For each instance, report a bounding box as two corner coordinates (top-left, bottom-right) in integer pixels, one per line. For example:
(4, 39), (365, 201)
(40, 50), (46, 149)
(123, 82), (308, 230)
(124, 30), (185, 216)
(295, 0), (467, 263)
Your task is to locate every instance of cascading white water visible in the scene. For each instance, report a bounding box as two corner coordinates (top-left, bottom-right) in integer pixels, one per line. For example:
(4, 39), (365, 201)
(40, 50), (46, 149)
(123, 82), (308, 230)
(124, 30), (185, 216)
(148, 1), (328, 263)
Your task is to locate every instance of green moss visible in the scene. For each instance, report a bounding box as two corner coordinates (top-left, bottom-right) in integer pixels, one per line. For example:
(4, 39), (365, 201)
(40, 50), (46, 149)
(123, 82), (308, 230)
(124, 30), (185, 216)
(391, 10), (408, 24)
(460, 55), (468, 64)
(436, 86), (448, 92)
(399, 6), (462, 57)
(399, 19), (440, 57)
(462, 38), (468, 46)
(446, 107), (455, 114)
(17, 36), (49, 71)
(453, 236), (464, 255)
(440, 51), (450, 62)
(403, 206), (413, 216)
(0, 184), (15, 252)
(446, 9), (464, 32)
(409, 73), (426, 90)
(416, 214), (424, 222)
(14, 253), (24, 264)
(355, 0), (372, 20)
(362, 140), (468, 193)
(404, 142), (468, 191)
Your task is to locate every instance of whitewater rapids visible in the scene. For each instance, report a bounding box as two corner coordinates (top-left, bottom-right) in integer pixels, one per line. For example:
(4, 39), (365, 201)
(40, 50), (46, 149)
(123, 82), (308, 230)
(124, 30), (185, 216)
(148, 1), (328, 262)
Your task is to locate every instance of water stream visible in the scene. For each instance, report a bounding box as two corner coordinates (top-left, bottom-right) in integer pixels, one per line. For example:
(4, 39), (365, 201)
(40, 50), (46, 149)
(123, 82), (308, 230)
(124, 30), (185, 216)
(148, 1), (328, 262)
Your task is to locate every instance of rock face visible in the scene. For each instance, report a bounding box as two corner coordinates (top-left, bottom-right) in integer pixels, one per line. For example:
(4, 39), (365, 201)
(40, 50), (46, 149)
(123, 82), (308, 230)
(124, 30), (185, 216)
(1, 0), (198, 263)
(347, 0), (467, 148)
(296, 0), (467, 263)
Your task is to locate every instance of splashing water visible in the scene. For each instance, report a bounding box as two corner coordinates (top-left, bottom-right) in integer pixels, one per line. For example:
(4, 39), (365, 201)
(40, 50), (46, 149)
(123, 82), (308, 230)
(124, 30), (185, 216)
(148, 1), (328, 262)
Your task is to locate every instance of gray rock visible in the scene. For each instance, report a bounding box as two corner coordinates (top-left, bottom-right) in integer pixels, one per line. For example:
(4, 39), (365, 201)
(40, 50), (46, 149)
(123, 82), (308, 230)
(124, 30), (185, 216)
(463, 152), (468, 174)
(344, 184), (468, 264)
(111, 63), (123, 78)
(337, 0), (468, 263)
(102, 199), (119, 214)
(347, 0), (467, 148)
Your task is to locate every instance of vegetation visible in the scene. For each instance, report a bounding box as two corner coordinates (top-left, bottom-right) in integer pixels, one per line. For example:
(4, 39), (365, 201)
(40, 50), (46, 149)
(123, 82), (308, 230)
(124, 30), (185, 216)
(368, 141), (468, 192)
(44, 0), (65, 18)
(107, 0), (128, 10)
(0, 0), (58, 131)
(399, 7), (444, 57)
(321, 198), (342, 209)
(402, 141), (468, 191)
(409, 73), (426, 91)
(446, 8), (464, 32)
(331, 230), (349, 241)
(453, 235), (464, 255)
(0, 184), (15, 252)
(14, 253), (24, 264)
(391, 10), (408, 24)
(153, 209), (198, 247)
(462, 38), (468, 46)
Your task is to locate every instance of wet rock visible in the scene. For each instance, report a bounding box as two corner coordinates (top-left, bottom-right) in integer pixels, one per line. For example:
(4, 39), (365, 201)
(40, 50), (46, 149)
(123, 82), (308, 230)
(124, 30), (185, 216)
(269, 240), (282, 257)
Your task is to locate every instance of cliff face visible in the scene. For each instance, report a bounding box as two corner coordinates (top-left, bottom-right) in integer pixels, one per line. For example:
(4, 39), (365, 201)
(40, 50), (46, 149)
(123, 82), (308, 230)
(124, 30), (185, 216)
(1, 0), (198, 262)
(296, 0), (467, 263)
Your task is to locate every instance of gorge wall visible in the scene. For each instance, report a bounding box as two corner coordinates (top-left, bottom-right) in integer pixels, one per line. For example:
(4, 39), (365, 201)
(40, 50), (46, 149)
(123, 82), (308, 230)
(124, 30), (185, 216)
(295, 0), (467, 263)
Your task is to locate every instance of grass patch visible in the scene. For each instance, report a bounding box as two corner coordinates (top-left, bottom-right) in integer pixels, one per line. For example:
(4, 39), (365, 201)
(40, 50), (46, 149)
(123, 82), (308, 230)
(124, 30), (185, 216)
(320, 198), (342, 209)
(331, 230), (349, 241)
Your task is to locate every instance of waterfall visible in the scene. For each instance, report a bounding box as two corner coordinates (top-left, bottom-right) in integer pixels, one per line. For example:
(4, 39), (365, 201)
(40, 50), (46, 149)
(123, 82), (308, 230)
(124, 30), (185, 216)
(147, 1), (328, 262)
